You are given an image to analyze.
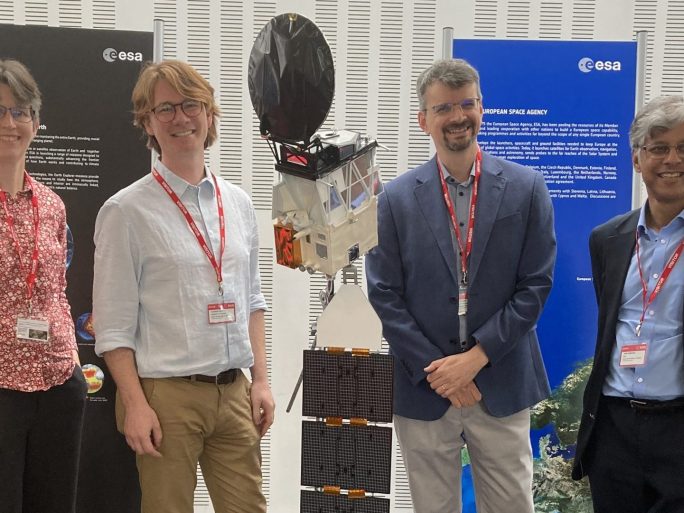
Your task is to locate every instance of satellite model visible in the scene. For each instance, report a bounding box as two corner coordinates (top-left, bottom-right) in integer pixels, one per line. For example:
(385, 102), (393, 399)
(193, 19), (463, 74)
(249, 13), (393, 513)
(248, 13), (381, 277)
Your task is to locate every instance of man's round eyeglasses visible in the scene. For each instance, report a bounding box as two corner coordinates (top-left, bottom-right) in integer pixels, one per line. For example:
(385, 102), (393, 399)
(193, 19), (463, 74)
(150, 99), (204, 123)
(425, 98), (480, 116)
(641, 143), (684, 160)
(0, 104), (34, 124)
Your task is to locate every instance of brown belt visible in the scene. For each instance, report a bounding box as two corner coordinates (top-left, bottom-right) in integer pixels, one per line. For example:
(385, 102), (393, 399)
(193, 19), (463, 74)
(179, 368), (239, 385)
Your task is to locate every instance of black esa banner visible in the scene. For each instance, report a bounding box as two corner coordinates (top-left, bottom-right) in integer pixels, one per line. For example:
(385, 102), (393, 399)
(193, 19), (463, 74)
(0, 24), (153, 513)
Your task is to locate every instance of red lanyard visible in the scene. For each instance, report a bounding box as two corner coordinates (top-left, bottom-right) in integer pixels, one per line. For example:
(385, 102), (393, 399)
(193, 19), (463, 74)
(437, 148), (482, 285)
(634, 231), (684, 336)
(0, 171), (40, 309)
(152, 167), (226, 295)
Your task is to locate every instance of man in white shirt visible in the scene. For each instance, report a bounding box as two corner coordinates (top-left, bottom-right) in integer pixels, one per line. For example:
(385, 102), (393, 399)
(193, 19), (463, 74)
(93, 60), (274, 513)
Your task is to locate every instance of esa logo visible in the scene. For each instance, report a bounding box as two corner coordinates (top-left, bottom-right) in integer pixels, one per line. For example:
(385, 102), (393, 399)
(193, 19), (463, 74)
(578, 57), (622, 73)
(102, 47), (143, 63)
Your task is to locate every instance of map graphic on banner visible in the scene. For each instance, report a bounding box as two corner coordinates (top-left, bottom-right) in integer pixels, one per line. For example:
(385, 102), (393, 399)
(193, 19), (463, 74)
(453, 39), (637, 512)
(0, 24), (153, 513)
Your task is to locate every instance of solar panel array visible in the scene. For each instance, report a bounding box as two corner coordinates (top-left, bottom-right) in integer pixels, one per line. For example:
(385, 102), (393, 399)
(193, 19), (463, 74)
(300, 349), (394, 512)
(300, 490), (390, 513)
(301, 421), (393, 493)
(302, 351), (393, 422)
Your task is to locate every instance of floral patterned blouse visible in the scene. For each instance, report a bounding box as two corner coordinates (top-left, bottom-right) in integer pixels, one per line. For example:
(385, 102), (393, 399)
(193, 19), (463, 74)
(0, 175), (76, 392)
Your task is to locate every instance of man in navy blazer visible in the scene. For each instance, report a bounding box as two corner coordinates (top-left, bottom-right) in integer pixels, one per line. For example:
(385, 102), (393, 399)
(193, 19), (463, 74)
(573, 95), (684, 513)
(366, 59), (556, 513)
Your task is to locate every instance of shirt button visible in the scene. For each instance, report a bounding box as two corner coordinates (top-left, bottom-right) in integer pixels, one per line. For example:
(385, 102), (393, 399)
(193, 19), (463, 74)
(661, 239), (667, 245)
(637, 377), (644, 383)
(649, 310), (655, 316)
(653, 273), (659, 279)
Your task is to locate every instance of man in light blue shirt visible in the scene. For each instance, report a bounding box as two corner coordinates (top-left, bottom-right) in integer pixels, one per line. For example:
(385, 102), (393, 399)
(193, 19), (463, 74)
(573, 95), (684, 513)
(93, 60), (274, 513)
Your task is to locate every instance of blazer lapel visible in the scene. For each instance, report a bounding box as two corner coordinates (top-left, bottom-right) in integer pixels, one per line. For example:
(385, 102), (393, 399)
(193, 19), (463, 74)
(413, 158), (460, 287)
(468, 155), (506, 286)
(597, 212), (638, 359)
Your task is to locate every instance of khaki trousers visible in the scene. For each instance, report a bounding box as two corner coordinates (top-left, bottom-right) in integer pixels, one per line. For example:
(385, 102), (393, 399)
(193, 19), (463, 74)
(116, 372), (265, 513)
(394, 403), (533, 513)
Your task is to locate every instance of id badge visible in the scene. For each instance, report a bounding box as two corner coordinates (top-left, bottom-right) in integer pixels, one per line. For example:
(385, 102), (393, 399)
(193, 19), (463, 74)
(458, 285), (468, 316)
(208, 302), (236, 324)
(619, 343), (648, 367)
(16, 317), (50, 342)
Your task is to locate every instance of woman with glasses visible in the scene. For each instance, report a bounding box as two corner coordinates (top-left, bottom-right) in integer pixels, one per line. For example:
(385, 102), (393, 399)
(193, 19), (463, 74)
(0, 59), (86, 513)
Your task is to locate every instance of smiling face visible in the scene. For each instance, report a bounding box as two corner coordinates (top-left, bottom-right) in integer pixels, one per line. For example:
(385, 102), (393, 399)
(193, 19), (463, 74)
(143, 79), (212, 166)
(0, 83), (38, 170)
(634, 122), (684, 209)
(418, 81), (483, 156)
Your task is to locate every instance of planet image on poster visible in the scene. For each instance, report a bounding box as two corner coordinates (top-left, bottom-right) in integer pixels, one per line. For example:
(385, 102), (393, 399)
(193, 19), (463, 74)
(76, 312), (96, 342)
(66, 224), (74, 269)
(81, 364), (105, 394)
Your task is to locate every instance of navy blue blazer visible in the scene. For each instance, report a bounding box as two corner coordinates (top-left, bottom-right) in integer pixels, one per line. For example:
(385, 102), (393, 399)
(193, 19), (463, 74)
(366, 152), (556, 420)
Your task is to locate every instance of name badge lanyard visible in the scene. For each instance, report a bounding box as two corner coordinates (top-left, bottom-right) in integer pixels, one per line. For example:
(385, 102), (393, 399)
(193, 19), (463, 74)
(437, 147), (482, 306)
(0, 172), (40, 313)
(634, 231), (684, 337)
(152, 167), (226, 296)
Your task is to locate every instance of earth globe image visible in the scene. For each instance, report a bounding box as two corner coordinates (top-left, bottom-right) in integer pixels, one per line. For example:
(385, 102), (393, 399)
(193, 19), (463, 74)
(66, 224), (74, 269)
(76, 312), (95, 342)
(81, 364), (104, 394)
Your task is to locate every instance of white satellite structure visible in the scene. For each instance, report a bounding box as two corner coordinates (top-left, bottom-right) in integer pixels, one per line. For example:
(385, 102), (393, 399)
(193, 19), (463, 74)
(248, 13), (381, 277)
(249, 13), (393, 513)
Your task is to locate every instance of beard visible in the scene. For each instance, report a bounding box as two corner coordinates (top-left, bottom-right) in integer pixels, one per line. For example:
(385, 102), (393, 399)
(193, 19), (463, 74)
(442, 121), (477, 152)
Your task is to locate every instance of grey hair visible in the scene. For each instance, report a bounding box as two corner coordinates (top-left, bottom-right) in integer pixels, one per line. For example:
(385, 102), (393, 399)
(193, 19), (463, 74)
(630, 95), (684, 150)
(416, 59), (482, 111)
(0, 59), (42, 119)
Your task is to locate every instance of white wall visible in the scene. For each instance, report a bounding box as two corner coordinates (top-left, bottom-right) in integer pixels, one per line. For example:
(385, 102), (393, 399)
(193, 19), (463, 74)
(2, 0), (683, 511)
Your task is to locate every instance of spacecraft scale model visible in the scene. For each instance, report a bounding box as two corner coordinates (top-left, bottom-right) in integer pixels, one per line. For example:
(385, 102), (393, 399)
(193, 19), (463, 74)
(248, 12), (381, 277)
(249, 12), (394, 513)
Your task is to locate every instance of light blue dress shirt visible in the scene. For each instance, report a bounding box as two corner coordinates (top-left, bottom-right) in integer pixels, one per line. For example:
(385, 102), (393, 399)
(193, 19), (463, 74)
(603, 205), (684, 400)
(93, 161), (267, 377)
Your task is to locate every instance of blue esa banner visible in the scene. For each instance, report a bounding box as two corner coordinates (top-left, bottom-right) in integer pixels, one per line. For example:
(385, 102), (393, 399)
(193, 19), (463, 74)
(454, 39), (637, 512)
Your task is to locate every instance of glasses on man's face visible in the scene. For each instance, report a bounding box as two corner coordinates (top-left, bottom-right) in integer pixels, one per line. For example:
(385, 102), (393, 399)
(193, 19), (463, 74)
(0, 104), (34, 124)
(150, 99), (204, 123)
(641, 143), (684, 160)
(427, 97), (480, 116)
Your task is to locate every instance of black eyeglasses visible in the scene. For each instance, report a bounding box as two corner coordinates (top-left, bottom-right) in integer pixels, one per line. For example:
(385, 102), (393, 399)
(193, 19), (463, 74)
(0, 104), (34, 123)
(426, 98), (480, 116)
(641, 143), (684, 160)
(150, 99), (204, 123)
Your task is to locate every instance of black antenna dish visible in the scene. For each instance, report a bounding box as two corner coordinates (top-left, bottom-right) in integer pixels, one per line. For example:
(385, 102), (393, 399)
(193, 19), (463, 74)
(248, 13), (335, 144)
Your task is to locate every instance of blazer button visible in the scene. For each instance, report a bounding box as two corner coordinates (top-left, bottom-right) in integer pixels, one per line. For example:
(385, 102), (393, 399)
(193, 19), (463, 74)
(589, 412), (595, 419)
(449, 297), (457, 304)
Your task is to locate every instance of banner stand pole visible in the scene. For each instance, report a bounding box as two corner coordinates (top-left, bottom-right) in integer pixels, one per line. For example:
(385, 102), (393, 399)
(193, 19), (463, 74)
(151, 19), (164, 165)
(442, 26), (454, 59)
(153, 19), (164, 63)
(633, 30), (647, 209)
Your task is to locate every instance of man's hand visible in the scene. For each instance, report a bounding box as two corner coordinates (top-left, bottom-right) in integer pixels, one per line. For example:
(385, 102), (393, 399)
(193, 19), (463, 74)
(447, 381), (482, 408)
(424, 344), (489, 395)
(103, 348), (162, 457)
(250, 380), (275, 437)
(123, 401), (163, 457)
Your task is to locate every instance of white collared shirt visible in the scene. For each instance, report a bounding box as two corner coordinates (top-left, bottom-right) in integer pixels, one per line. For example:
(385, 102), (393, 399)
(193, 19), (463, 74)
(93, 161), (267, 377)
